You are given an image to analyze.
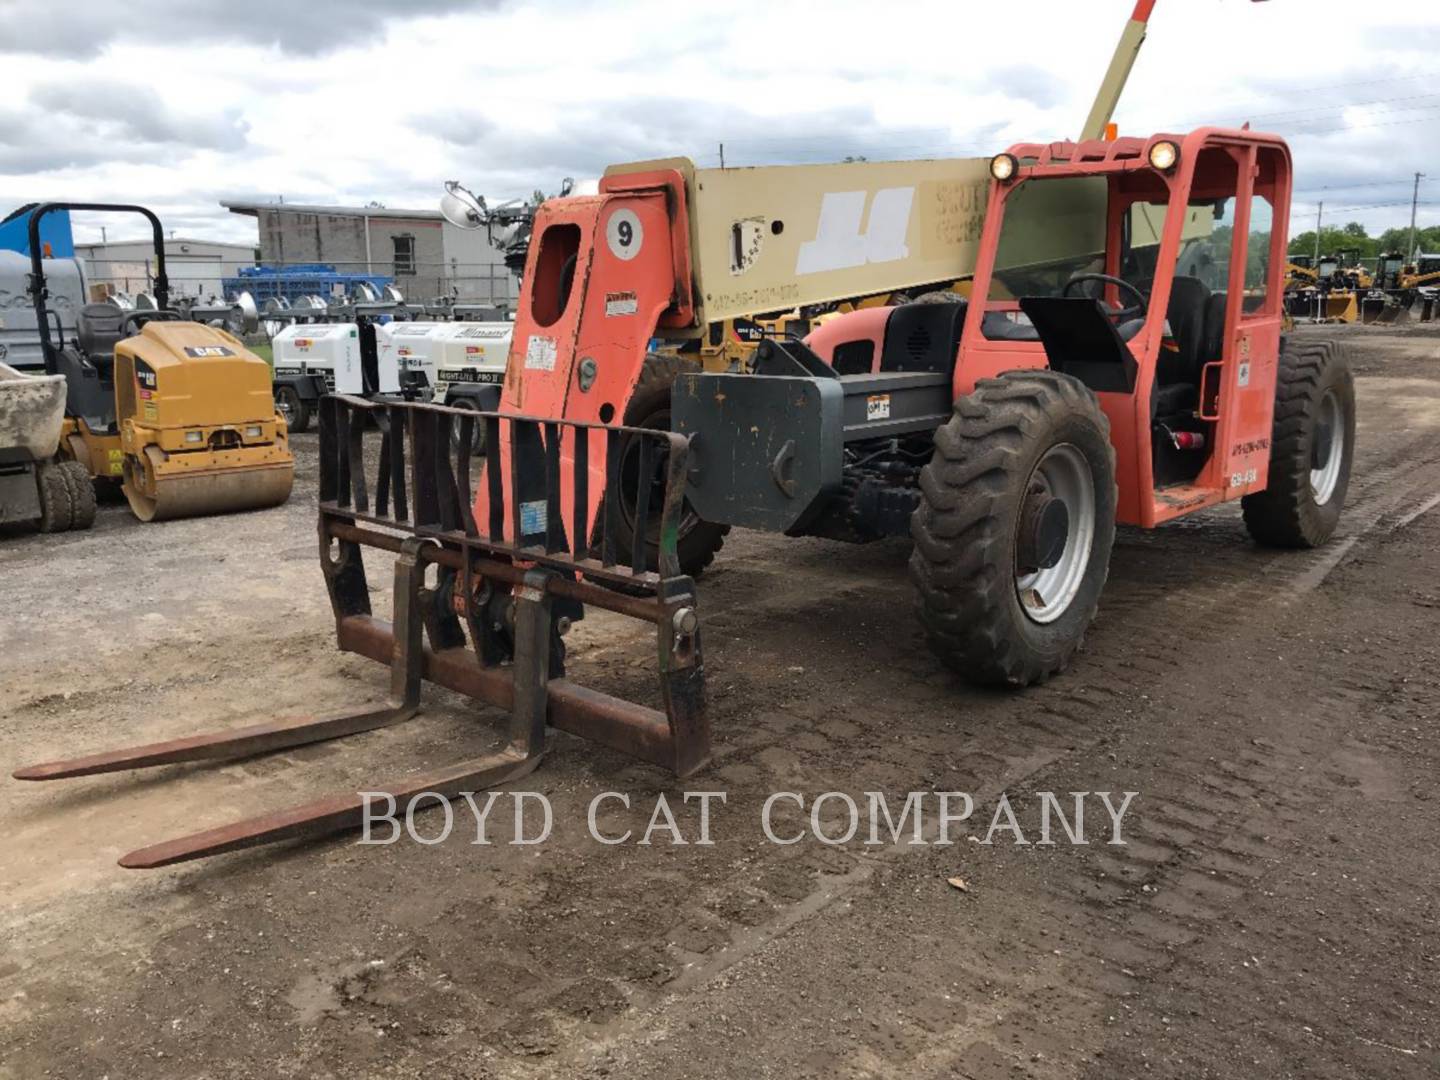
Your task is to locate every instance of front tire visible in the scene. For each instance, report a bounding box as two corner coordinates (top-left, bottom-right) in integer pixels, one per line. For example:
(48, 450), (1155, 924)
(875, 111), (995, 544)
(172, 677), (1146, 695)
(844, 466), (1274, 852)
(1242, 340), (1355, 548)
(910, 370), (1118, 687)
(612, 353), (728, 577)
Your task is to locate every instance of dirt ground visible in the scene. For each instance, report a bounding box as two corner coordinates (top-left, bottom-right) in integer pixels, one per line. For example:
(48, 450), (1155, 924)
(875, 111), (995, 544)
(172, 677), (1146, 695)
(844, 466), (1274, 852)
(2, 322), (1438, 1079)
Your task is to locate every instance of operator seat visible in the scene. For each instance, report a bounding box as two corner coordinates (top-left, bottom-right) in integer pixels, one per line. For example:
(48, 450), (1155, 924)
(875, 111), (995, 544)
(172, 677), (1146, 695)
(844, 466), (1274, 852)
(1154, 276), (1220, 417)
(54, 304), (126, 434)
(76, 304), (126, 367)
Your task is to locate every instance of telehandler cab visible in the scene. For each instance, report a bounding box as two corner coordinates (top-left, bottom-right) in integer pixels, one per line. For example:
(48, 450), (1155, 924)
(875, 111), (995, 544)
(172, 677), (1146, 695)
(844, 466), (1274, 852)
(679, 129), (1353, 684)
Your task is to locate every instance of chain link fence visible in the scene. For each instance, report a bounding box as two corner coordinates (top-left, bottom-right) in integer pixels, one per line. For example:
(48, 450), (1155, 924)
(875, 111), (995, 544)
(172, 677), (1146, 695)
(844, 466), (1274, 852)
(82, 258), (518, 311)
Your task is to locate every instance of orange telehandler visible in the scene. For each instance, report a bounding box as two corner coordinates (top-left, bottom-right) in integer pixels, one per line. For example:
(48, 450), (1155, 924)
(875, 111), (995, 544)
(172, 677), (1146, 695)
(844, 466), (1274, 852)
(18, 3), (1352, 869)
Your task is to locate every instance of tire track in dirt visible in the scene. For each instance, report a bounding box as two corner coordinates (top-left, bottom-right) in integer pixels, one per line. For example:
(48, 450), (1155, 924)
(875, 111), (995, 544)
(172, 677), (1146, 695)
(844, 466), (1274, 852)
(513, 415), (1440, 1077)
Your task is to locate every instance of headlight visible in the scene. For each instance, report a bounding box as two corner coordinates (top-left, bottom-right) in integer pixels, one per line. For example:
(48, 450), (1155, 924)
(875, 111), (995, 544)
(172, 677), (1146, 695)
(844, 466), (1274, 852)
(990, 153), (1019, 182)
(184, 430), (204, 444)
(1148, 140), (1179, 172)
(245, 425), (262, 438)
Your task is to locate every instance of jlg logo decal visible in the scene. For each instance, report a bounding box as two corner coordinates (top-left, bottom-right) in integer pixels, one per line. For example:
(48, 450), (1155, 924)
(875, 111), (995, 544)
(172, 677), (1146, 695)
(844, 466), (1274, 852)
(796, 187), (915, 275)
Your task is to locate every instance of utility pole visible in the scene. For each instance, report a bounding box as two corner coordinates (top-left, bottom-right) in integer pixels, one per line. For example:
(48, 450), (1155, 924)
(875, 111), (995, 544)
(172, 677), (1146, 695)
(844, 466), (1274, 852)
(1407, 172), (1425, 261)
(1312, 201), (1323, 265)
(719, 142), (725, 169)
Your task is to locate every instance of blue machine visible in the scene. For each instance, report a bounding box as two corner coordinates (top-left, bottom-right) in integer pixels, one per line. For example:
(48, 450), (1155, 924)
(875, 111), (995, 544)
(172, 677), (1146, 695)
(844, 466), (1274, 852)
(0, 204), (75, 257)
(222, 263), (395, 303)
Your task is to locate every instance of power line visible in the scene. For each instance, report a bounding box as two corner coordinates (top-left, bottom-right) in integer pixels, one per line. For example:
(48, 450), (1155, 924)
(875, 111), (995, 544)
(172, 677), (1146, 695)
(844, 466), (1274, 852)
(1217, 90), (1440, 125)
(1295, 178), (1431, 194)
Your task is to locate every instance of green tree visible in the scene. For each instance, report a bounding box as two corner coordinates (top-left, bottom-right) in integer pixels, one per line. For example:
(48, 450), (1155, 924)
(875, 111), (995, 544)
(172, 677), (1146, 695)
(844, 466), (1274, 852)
(1287, 223), (1377, 261)
(1375, 225), (1440, 258)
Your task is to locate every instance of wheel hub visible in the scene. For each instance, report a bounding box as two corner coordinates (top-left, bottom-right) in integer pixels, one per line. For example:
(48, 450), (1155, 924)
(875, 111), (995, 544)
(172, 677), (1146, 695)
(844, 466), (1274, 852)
(1014, 443), (1097, 625)
(1017, 489), (1070, 575)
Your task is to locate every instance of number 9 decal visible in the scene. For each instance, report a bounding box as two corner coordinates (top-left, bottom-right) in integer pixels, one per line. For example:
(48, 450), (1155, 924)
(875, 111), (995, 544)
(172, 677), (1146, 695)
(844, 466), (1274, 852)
(606, 208), (643, 261)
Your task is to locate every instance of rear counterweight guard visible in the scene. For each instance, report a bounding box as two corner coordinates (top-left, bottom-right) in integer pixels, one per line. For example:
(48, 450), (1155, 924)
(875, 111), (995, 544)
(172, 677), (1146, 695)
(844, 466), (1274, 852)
(14, 397), (712, 868)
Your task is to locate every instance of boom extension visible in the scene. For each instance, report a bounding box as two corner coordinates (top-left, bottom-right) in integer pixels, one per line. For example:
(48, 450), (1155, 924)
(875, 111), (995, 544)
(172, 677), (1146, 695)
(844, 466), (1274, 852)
(1080, 1), (1156, 141)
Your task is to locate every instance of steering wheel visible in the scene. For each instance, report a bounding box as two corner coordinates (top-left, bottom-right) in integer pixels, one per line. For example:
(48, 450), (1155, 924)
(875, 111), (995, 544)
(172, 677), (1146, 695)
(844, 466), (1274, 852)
(119, 310), (181, 336)
(1062, 274), (1148, 322)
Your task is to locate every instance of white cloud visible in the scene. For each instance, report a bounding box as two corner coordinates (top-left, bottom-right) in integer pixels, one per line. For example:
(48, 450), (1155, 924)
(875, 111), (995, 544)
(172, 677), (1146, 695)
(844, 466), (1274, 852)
(0, 0), (1435, 247)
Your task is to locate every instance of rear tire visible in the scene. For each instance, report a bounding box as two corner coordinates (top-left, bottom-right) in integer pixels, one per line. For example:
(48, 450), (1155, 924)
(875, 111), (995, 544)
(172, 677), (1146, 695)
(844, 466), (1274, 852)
(613, 352), (728, 577)
(275, 385), (310, 434)
(910, 370), (1118, 687)
(1242, 340), (1355, 548)
(60, 460), (97, 530)
(36, 462), (74, 534)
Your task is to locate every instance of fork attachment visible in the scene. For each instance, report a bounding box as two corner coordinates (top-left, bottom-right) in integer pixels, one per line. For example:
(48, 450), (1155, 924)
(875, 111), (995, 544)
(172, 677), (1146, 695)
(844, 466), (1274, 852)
(13, 395), (709, 868)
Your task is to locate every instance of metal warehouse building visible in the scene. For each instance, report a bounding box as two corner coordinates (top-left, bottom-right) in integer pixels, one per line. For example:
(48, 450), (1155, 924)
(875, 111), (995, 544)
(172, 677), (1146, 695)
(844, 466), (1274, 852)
(221, 200), (517, 307)
(74, 237), (257, 300)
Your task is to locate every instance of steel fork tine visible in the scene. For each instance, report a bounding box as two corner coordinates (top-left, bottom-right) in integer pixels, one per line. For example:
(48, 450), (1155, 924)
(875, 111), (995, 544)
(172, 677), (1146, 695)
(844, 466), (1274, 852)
(117, 750), (544, 869)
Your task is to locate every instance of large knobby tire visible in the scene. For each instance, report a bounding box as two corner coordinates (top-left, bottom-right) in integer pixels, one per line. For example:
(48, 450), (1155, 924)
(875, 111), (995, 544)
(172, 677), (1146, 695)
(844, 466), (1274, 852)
(60, 460), (97, 531)
(911, 370), (1118, 687)
(612, 353), (728, 577)
(1242, 339), (1355, 548)
(36, 462), (74, 534)
(275, 385), (310, 434)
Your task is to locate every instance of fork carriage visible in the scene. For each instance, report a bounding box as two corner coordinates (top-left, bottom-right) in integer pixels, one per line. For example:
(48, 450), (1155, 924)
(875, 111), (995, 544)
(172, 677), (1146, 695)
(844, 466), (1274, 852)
(15, 395), (709, 868)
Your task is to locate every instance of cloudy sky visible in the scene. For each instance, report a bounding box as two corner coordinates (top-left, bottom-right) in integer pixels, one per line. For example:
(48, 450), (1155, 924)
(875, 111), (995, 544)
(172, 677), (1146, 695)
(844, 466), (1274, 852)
(1, 0), (1436, 247)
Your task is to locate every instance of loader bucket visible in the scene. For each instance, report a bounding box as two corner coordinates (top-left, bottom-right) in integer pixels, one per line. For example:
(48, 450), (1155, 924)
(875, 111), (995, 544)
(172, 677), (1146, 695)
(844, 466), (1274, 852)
(1323, 291), (1358, 323)
(1377, 301), (1407, 326)
(14, 395), (709, 867)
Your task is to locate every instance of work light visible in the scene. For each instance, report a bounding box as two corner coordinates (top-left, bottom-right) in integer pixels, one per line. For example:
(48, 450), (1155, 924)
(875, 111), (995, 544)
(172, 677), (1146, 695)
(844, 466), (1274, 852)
(990, 153), (1019, 182)
(1148, 140), (1179, 172)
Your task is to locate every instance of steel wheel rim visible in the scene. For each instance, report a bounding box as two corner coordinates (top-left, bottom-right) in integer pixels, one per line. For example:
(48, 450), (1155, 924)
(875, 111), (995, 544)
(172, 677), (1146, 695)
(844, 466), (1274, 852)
(1310, 389), (1344, 505)
(1015, 443), (1096, 625)
(275, 393), (295, 425)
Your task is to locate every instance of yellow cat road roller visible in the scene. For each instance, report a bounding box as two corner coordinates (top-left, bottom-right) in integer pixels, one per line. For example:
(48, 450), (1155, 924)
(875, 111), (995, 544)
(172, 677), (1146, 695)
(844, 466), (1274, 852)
(25, 203), (293, 521)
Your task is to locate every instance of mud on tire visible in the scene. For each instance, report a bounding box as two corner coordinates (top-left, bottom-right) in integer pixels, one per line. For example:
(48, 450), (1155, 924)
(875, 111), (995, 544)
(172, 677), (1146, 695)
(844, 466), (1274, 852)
(36, 462), (74, 534)
(613, 352), (728, 578)
(59, 460), (97, 531)
(1241, 339), (1355, 548)
(910, 370), (1118, 687)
